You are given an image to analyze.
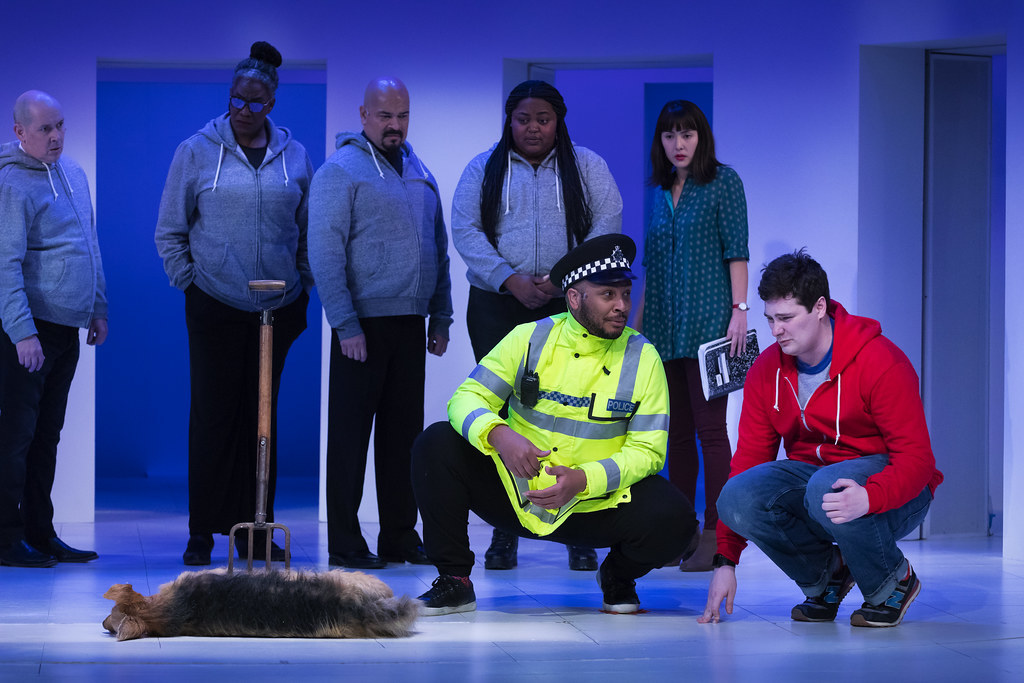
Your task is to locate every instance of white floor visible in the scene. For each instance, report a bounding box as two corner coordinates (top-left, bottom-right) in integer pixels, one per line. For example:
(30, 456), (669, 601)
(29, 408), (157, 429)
(1, 477), (1022, 682)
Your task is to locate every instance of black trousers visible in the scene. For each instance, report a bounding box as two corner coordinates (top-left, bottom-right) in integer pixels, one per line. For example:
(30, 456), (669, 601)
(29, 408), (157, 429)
(0, 319), (80, 547)
(466, 286), (567, 363)
(184, 285), (308, 535)
(325, 315), (425, 556)
(411, 421), (698, 578)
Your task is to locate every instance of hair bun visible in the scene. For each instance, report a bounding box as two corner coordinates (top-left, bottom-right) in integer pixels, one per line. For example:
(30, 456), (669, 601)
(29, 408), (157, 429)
(249, 41), (282, 68)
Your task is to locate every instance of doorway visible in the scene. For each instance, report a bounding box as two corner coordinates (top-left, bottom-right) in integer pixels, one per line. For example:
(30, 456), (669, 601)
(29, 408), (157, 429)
(858, 44), (1006, 538)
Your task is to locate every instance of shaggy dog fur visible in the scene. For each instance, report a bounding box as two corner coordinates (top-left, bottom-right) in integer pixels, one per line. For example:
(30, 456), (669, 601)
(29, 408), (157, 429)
(102, 569), (419, 641)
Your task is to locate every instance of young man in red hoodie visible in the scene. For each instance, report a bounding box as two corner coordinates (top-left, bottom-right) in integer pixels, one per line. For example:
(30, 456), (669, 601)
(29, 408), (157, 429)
(699, 249), (943, 627)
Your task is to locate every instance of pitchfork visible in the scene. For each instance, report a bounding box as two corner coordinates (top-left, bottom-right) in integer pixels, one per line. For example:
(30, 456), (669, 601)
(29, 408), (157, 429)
(228, 280), (292, 573)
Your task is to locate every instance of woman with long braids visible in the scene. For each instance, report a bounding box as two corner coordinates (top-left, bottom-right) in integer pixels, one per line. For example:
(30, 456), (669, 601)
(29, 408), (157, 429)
(451, 80), (622, 571)
(155, 41), (313, 566)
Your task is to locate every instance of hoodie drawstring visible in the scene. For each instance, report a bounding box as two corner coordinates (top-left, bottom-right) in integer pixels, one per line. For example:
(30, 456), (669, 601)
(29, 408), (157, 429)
(43, 163), (59, 200)
(773, 368), (780, 411)
(771, 365), (841, 444)
(553, 157), (562, 212)
(212, 144), (225, 191)
(281, 153), (289, 186)
(834, 373), (842, 445)
(366, 143), (385, 179)
(57, 162), (74, 197)
(503, 152), (512, 215)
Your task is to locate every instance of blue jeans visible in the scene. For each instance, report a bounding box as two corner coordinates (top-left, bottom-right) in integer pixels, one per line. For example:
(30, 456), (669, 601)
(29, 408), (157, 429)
(717, 455), (932, 605)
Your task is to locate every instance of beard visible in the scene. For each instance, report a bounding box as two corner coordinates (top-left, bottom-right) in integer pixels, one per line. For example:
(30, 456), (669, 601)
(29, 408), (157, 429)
(574, 300), (627, 340)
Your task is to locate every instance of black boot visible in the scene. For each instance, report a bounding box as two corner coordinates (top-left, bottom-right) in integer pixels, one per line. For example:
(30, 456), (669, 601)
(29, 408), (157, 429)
(183, 534), (213, 566)
(567, 544), (598, 571)
(484, 528), (518, 569)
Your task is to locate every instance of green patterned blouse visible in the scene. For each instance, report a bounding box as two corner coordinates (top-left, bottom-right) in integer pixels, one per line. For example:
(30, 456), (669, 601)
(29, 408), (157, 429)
(643, 165), (749, 360)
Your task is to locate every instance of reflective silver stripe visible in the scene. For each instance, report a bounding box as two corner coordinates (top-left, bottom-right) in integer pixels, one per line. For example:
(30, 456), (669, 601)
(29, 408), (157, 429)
(628, 413), (670, 432)
(597, 458), (622, 491)
(515, 317), (556, 396)
(614, 334), (645, 404)
(460, 407), (493, 440)
(469, 364), (513, 400)
(510, 396), (629, 439)
(527, 317), (555, 364)
(525, 502), (557, 524)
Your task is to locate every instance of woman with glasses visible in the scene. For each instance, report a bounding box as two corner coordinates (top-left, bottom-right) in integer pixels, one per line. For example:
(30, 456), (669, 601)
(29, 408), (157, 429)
(155, 41), (313, 566)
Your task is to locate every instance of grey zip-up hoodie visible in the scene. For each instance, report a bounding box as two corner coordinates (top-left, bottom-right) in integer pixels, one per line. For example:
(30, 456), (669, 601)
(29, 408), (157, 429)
(155, 114), (313, 312)
(308, 132), (453, 342)
(451, 144), (622, 293)
(0, 141), (107, 344)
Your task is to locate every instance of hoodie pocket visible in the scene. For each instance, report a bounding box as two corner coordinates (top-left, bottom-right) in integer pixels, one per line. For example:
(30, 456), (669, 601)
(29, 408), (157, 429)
(350, 238), (388, 283)
(23, 251), (68, 295)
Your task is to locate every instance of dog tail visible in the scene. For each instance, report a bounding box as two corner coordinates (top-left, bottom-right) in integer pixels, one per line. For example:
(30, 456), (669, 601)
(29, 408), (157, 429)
(360, 596), (420, 638)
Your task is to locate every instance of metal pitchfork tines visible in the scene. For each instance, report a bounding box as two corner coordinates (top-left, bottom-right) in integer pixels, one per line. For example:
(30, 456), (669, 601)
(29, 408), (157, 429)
(228, 280), (292, 573)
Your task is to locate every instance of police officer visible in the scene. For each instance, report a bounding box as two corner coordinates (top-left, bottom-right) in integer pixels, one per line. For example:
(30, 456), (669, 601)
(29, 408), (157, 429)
(411, 234), (698, 615)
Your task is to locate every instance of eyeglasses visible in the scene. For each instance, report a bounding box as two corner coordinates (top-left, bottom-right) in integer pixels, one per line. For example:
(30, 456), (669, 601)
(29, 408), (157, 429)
(229, 97), (270, 113)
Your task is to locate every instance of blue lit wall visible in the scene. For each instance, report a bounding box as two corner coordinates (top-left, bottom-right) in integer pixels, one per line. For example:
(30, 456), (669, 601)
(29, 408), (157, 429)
(96, 73), (326, 477)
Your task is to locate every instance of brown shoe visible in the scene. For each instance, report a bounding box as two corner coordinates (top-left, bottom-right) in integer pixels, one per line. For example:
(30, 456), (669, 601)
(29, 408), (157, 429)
(679, 528), (717, 572)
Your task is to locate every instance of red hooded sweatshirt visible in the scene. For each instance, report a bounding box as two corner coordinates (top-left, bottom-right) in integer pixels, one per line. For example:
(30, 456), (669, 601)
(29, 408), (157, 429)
(717, 301), (943, 563)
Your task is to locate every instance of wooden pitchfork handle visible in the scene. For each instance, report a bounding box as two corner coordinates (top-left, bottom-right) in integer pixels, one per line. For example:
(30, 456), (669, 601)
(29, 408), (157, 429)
(228, 280), (290, 573)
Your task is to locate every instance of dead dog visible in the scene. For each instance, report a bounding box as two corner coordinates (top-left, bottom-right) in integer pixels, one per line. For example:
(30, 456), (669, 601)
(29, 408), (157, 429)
(102, 568), (419, 641)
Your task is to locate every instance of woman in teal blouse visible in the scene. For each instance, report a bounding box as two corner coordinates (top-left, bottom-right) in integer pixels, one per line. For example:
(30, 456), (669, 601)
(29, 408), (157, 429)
(638, 100), (749, 571)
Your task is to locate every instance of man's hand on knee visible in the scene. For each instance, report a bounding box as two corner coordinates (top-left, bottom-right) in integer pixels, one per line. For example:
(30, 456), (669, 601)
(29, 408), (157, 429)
(821, 478), (870, 524)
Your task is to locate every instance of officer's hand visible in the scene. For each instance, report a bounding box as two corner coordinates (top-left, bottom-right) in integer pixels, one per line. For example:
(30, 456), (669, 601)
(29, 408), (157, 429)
(488, 425), (549, 479)
(523, 465), (586, 509)
(503, 273), (552, 310)
(16, 335), (45, 372)
(697, 565), (736, 623)
(340, 333), (367, 362)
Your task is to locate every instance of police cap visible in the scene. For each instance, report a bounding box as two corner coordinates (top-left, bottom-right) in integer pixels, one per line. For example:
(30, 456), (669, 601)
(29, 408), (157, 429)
(550, 234), (637, 292)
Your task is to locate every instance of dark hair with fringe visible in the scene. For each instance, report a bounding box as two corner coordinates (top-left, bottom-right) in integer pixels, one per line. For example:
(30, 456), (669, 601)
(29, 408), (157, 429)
(479, 80), (593, 251)
(648, 100), (720, 188)
(757, 248), (831, 311)
(233, 41), (282, 95)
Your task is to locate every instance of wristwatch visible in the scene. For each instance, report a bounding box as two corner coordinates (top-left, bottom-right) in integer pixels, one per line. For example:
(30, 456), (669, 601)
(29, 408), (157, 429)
(712, 553), (737, 568)
(732, 302), (750, 311)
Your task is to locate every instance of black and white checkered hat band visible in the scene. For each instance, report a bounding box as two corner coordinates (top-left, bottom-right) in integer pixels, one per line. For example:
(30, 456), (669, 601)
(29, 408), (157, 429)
(561, 254), (631, 290)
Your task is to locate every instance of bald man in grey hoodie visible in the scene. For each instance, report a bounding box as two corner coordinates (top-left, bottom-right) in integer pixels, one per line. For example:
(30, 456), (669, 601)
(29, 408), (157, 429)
(0, 91), (107, 568)
(309, 78), (453, 570)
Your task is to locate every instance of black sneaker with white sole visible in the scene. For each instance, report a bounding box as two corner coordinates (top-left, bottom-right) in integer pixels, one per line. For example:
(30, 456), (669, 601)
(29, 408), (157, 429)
(597, 564), (640, 614)
(850, 567), (921, 627)
(418, 575), (477, 616)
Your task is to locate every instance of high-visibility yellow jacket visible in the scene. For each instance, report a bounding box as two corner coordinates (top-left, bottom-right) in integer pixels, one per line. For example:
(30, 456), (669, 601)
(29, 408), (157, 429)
(447, 312), (669, 535)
